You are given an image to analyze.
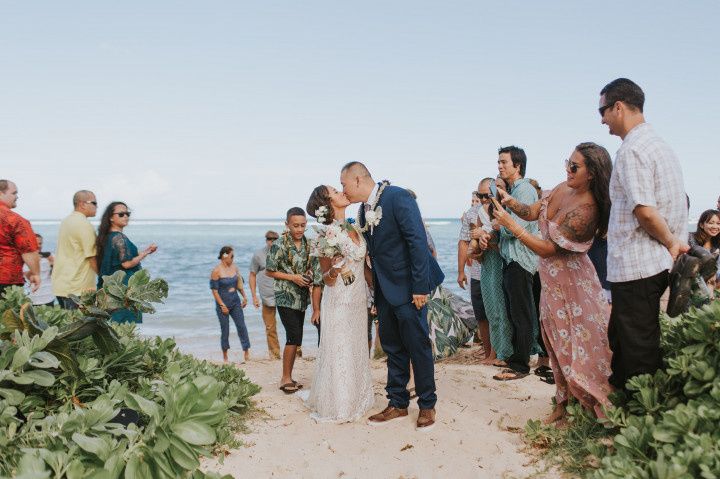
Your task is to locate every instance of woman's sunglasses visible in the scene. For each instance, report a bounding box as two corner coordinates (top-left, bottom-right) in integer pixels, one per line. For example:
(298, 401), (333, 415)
(564, 159), (580, 173)
(113, 212), (131, 218)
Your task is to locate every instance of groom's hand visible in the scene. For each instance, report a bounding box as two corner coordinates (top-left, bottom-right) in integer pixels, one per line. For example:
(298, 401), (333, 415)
(412, 294), (429, 310)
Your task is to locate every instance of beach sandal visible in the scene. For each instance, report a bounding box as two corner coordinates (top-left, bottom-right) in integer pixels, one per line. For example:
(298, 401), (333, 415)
(292, 380), (303, 389)
(534, 365), (552, 377)
(279, 383), (299, 394)
(492, 369), (529, 381)
(539, 375), (555, 385)
(491, 359), (508, 368)
(667, 254), (701, 317)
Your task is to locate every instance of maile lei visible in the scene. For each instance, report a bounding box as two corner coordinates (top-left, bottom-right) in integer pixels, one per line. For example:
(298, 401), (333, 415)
(357, 180), (390, 233)
(281, 231), (313, 276)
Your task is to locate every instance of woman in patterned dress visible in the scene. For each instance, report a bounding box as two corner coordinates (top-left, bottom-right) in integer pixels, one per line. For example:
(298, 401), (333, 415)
(491, 142), (614, 423)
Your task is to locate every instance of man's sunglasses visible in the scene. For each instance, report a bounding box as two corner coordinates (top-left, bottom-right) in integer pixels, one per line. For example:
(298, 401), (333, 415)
(113, 212), (131, 218)
(564, 159), (580, 173)
(266, 236), (278, 241)
(475, 192), (492, 200)
(84, 200), (98, 206)
(598, 101), (616, 116)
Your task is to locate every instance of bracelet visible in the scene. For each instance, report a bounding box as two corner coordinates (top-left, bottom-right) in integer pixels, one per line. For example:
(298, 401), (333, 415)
(515, 229), (528, 242)
(324, 270), (338, 280)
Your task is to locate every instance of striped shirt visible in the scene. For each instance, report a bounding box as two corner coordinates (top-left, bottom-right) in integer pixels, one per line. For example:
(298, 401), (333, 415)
(607, 123), (688, 283)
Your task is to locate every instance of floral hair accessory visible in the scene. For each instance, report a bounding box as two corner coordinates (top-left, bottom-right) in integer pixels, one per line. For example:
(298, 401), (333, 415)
(346, 218), (356, 225)
(315, 206), (329, 224)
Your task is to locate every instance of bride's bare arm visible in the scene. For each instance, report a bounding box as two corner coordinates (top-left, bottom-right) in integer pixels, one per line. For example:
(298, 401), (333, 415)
(320, 256), (339, 286)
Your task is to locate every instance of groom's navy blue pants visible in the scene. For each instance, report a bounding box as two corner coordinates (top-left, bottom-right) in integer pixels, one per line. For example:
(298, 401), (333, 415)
(375, 286), (437, 410)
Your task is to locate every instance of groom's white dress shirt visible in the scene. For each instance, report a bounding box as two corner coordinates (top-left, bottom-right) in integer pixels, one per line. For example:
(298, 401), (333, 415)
(365, 183), (380, 209)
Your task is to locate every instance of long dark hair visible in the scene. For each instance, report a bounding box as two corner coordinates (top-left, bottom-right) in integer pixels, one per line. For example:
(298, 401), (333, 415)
(575, 142), (612, 238)
(306, 186), (334, 225)
(694, 209), (720, 249)
(96, 201), (128, 272)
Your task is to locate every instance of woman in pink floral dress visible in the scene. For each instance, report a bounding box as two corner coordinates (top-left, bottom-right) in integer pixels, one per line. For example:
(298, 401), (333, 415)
(491, 142), (614, 424)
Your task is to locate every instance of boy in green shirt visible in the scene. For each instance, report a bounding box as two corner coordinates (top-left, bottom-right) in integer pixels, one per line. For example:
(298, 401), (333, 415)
(266, 207), (322, 393)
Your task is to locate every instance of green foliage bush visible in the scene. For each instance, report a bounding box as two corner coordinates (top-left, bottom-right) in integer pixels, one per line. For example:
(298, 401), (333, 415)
(525, 301), (720, 479)
(0, 271), (260, 478)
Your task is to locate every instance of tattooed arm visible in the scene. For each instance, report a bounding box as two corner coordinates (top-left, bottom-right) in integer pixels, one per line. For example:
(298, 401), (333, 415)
(503, 196), (542, 221)
(492, 200), (598, 258)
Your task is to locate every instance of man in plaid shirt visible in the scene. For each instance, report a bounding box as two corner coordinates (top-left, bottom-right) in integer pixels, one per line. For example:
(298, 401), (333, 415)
(599, 78), (689, 389)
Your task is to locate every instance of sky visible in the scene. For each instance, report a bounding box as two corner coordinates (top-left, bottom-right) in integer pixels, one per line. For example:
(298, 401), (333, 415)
(2, 1), (719, 220)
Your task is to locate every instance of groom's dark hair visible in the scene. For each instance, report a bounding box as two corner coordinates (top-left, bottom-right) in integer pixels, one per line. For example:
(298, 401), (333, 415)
(341, 161), (371, 177)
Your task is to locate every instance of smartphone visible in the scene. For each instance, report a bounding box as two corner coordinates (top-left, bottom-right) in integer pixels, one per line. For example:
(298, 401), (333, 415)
(489, 181), (498, 198)
(488, 182), (498, 217)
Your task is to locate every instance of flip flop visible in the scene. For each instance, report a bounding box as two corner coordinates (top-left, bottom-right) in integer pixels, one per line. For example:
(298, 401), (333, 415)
(493, 368), (529, 381)
(539, 375), (555, 385)
(279, 383), (299, 394)
(292, 380), (304, 389)
(534, 365), (552, 377)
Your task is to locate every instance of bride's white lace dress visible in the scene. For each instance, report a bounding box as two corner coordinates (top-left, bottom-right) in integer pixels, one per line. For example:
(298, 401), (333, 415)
(304, 230), (375, 423)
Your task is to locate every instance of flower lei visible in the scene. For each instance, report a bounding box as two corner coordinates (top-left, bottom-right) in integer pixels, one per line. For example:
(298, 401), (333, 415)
(357, 180), (390, 233)
(282, 231), (312, 275)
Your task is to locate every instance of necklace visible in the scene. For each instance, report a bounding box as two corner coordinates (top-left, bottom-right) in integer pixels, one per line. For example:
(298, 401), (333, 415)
(357, 180), (390, 233)
(282, 232), (312, 275)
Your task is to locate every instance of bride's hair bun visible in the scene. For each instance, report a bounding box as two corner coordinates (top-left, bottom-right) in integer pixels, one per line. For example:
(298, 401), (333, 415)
(307, 185), (335, 225)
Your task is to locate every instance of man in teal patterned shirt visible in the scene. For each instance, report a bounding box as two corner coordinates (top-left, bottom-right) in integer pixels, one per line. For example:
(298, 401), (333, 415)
(493, 146), (540, 381)
(266, 207), (322, 393)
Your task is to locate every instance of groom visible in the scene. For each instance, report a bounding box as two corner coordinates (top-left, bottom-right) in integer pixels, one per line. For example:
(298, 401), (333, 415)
(341, 162), (444, 431)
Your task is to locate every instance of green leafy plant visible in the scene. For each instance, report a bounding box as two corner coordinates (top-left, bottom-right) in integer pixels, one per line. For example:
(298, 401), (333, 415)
(525, 301), (720, 478)
(0, 271), (260, 478)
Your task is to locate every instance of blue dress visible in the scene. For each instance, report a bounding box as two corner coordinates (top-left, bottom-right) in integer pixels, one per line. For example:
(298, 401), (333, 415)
(99, 231), (143, 324)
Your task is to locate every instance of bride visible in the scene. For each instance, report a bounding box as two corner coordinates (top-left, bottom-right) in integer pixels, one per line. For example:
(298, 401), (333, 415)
(303, 185), (375, 423)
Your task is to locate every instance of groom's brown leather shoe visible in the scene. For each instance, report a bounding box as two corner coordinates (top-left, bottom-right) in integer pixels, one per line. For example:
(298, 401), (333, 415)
(416, 408), (436, 431)
(367, 406), (408, 426)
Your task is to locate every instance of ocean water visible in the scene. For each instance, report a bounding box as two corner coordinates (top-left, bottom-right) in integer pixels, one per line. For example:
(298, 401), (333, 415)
(30, 219), (465, 360)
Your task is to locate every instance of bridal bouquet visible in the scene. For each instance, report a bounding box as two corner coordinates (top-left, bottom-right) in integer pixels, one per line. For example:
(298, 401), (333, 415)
(310, 208), (363, 285)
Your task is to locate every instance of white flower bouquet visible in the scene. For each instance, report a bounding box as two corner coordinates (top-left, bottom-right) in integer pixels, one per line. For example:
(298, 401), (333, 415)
(310, 217), (363, 286)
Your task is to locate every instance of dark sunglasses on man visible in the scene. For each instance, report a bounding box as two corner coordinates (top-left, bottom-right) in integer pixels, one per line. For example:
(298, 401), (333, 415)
(598, 101), (616, 116)
(474, 191), (492, 200)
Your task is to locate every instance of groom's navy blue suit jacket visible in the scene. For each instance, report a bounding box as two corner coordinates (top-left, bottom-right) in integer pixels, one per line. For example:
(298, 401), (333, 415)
(361, 185), (444, 307)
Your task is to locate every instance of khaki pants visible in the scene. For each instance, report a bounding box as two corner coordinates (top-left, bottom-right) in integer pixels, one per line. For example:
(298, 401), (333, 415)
(262, 304), (281, 359)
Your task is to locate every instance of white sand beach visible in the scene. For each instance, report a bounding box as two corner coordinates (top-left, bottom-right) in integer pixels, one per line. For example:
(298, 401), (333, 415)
(202, 346), (558, 479)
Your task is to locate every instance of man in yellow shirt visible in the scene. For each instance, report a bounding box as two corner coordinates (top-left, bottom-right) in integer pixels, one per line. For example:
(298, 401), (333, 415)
(52, 190), (99, 309)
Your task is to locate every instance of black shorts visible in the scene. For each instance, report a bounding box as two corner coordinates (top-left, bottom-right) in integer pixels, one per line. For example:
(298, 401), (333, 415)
(470, 279), (488, 322)
(277, 306), (305, 346)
